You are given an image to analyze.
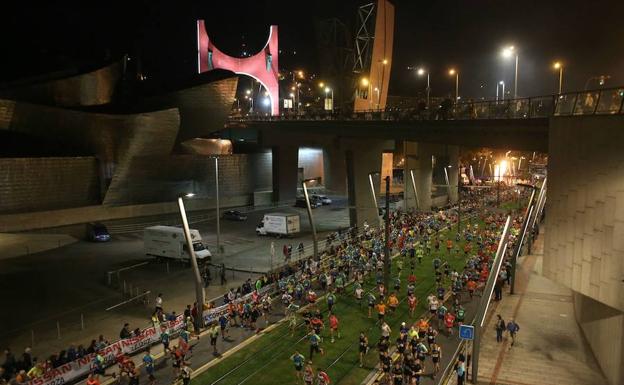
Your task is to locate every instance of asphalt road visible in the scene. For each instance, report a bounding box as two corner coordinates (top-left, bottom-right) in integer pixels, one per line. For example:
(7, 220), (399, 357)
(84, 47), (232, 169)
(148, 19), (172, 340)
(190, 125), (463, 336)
(0, 197), (350, 353)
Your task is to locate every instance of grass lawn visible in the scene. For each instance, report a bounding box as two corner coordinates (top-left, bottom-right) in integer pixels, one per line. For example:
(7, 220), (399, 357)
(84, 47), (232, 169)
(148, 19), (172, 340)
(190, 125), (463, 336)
(192, 218), (486, 385)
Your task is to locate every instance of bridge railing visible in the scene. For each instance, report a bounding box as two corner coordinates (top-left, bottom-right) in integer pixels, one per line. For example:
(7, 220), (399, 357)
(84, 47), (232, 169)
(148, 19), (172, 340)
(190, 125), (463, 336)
(229, 86), (624, 122)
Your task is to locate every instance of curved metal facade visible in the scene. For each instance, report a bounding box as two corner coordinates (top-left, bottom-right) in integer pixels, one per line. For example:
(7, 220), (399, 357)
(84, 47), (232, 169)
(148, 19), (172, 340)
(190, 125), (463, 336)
(0, 98), (180, 205)
(0, 60), (122, 107)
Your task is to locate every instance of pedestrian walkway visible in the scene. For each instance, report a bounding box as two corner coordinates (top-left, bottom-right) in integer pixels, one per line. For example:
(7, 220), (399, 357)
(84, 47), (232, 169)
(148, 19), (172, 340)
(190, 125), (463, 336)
(472, 231), (607, 385)
(0, 232), (77, 260)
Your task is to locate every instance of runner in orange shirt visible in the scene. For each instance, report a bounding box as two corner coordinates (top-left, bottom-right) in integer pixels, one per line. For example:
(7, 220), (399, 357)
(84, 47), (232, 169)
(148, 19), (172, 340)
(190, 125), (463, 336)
(417, 317), (429, 335)
(387, 292), (399, 313)
(376, 302), (387, 321)
(466, 279), (477, 298)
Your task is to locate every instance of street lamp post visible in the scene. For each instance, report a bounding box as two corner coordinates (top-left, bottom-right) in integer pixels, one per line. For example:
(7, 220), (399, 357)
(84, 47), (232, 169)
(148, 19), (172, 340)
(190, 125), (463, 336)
(383, 176), (391, 290)
(499, 81), (505, 101)
(417, 68), (431, 109)
(302, 181), (319, 260)
(553, 62), (563, 94)
(214, 157), (221, 254)
(176, 194), (205, 332)
(501, 46), (518, 98)
(449, 69), (459, 102)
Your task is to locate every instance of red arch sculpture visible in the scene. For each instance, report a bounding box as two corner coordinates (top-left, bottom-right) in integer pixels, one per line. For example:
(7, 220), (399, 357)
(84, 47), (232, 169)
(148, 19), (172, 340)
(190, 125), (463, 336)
(197, 20), (279, 115)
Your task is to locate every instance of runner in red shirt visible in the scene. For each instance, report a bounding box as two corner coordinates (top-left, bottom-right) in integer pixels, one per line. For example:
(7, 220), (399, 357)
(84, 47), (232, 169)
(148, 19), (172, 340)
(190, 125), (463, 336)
(329, 313), (340, 343)
(444, 312), (456, 336)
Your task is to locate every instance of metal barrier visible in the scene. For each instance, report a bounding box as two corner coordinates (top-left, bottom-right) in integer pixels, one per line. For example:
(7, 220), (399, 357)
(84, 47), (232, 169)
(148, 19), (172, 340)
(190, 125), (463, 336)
(229, 86), (624, 123)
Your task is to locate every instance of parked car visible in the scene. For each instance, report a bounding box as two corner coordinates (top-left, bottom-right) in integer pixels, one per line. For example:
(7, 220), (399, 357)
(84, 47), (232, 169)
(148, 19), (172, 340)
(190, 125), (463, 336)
(295, 197), (321, 208)
(312, 194), (332, 205)
(86, 222), (111, 242)
(222, 210), (248, 221)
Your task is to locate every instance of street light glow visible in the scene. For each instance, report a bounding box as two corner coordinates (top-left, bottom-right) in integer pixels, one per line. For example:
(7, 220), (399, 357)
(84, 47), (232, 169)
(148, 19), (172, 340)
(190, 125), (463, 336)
(382, 59), (388, 65)
(325, 87), (331, 93)
(319, 82), (325, 88)
(501, 46), (515, 58)
(361, 77), (370, 87)
(553, 61), (562, 69)
(297, 70), (304, 78)
(245, 89), (251, 95)
(449, 69), (456, 75)
(417, 68), (425, 76)
(184, 193), (195, 198)
(263, 97), (270, 106)
(499, 80), (505, 85)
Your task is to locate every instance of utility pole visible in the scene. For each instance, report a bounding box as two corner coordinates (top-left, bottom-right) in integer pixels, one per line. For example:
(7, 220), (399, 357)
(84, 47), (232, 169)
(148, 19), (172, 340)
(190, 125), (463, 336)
(302, 181), (319, 260)
(383, 176), (391, 290)
(215, 157), (221, 253)
(457, 166), (461, 232)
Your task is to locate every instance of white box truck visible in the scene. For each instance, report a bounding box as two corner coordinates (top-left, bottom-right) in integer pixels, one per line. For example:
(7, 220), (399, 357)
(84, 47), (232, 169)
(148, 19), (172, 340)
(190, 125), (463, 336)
(144, 225), (211, 261)
(255, 213), (300, 237)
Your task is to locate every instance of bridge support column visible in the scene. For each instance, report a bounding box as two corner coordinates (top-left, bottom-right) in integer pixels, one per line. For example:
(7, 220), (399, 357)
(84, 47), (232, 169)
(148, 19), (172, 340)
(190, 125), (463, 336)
(345, 140), (393, 229)
(403, 142), (434, 211)
(271, 145), (299, 204)
(447, 145), (459, 204)
(323, 146), (347, 196)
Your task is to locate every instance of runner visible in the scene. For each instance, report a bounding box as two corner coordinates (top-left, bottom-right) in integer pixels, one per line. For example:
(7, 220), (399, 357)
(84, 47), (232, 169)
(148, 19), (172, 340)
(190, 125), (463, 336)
(209, 322), (220, 355)
(179, 361), (192, 385)
(142, 349), (155, 383)
(309, 331), (324, 359)
(387, 292), (399, 313)
(303, 362), (315, 385)
(317, 369), (331, 385)
(430, 342), (442, 378)
(329, 313), (340, 343)
(367, 292), (377, 318)
(359, 332), (369, 367)
(407, 293), (418, 318)
(444, 311), (456, 336)
(376, 301), (387, 321)
(290, 351), (305, 382)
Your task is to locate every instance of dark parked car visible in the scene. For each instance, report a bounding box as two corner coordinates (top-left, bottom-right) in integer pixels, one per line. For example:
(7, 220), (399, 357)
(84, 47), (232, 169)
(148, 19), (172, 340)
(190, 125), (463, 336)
(222, 210), (248, 221)
(295, 197), (321, 208)
(86, 222), (111, 242)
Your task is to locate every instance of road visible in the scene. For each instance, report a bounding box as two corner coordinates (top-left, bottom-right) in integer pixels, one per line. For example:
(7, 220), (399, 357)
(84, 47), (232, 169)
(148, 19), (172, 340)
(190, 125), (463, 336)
(0, 197), (350, 358)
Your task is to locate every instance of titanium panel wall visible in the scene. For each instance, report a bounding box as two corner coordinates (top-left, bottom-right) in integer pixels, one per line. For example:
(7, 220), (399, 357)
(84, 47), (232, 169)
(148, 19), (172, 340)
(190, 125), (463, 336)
(0, 157), (100, 213)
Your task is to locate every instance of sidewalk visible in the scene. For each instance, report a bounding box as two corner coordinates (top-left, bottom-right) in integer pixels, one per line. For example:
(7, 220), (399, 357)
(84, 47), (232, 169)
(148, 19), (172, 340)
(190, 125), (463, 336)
(473, 231), (607, 385)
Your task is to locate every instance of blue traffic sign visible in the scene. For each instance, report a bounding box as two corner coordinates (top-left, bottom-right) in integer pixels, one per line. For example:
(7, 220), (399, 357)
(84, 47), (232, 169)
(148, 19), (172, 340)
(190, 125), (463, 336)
(459, 324), (474, 340)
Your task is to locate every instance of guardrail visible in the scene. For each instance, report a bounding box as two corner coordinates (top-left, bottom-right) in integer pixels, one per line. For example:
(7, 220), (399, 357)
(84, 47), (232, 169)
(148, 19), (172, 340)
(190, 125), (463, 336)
(229, 86), (624, 122)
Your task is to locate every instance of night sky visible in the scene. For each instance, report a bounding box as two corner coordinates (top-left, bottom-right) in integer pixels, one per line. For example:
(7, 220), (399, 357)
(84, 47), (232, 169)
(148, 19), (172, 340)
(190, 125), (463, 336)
(2, 0), (622, 99)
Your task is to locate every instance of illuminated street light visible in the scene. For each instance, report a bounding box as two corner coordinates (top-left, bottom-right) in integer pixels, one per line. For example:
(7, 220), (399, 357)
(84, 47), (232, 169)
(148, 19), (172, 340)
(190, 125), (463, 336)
(262, 97), (270, 106)
(382, 58), (388, 65)
(297, 70), (304, 78)
(553, 62), (563, 94)
(361, 77), (370, 87)
(319, 82), (325, 89)
(501, 45), (519, 98)
(416, 68), (430, 108)
(245, 89), (251, 95)
(449, 68), (459, 101)
(497, 80), (506, 101)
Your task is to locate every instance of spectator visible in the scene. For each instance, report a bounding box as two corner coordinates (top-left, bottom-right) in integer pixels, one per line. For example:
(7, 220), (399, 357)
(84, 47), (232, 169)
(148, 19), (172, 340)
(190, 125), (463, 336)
(507, 319), (520, 346)
(155, 294), (163, 312)
(120, 324), (132, 339)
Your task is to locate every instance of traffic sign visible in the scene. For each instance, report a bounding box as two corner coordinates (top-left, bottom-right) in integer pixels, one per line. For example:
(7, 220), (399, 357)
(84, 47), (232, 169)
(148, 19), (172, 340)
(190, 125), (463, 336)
(459, 324), (474, 340)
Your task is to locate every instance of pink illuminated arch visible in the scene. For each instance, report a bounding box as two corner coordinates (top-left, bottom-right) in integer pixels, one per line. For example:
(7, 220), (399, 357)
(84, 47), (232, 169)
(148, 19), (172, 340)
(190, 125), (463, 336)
(197, 20), (279, 115)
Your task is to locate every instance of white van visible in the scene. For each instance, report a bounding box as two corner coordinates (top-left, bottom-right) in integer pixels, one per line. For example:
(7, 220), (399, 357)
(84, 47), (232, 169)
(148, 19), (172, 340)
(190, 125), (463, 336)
(144, 226), (211, 261)
(255, 213), (300, 237)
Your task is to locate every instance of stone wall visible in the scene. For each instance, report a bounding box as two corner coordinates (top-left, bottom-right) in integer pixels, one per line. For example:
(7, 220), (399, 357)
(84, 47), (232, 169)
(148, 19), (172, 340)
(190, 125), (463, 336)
(545, 115), (624, 385)
(0, 157), (100, 214)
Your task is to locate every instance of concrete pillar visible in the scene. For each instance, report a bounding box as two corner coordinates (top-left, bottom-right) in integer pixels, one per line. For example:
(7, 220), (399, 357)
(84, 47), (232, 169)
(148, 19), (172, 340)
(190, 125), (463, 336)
(322, 146), (347, 196)
(345, 141), (387, 229)
(271, 145), (299, 204)
(447, 145), (459, 204)
(404, 142), (433, 211)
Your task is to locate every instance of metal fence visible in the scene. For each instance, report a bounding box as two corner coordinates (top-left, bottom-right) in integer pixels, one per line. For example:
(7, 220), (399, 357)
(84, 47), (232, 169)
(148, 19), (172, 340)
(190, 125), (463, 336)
(229, 86), (624, 122)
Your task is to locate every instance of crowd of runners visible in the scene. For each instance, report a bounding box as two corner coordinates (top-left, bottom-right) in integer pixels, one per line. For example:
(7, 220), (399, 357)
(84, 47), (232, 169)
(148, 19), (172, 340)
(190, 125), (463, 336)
(1, 184), (530, 385)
